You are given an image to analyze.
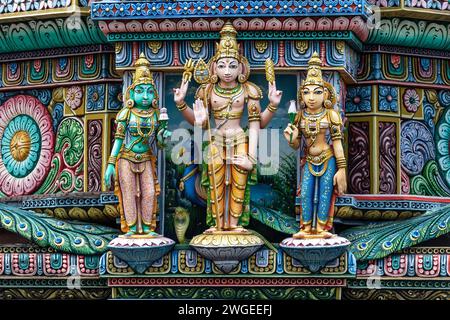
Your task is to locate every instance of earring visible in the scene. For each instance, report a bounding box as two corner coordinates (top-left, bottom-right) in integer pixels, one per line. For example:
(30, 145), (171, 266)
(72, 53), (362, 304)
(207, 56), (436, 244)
(324, 100), (332, 109)
(210, 75), (218, 83)
(126, 99), (134, 108)
(152, 99), (158, 108)
(238, 74), (246, 83)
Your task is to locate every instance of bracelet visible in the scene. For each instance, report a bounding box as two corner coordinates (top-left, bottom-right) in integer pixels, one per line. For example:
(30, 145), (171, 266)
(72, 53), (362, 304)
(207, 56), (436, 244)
(108, 156), (117, 165)
(267, 103), (278, 113)
(176, 101), (188, 111)
(336, 157), (347, 169)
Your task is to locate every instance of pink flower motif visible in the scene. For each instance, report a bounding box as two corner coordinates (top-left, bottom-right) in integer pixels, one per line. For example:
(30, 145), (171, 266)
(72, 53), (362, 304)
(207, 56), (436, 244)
(65, 86), (83, 110)
(85, 54), (94, 69)
(391, 54), (401, 69)
(33, 60), (41, 73)
(403, 89), (420, 113)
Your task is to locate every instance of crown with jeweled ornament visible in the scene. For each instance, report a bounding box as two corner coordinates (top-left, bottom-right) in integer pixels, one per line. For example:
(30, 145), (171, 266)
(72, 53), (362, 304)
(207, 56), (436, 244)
(301, 52), (324, 88)
(213, 22), (240, 62)
(131, 53), (154, 87)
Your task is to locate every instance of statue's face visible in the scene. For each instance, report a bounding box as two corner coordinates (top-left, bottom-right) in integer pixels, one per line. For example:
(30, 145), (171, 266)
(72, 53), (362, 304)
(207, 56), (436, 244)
(131, 84), (155, 108)
(215, 58), (241, 84)
(301, 85), (325, 111)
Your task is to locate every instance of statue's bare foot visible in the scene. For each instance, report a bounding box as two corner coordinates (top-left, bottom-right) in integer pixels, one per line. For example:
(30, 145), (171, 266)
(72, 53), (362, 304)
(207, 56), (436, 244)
(293, 230), (308, 239)
(204, 226), (218, 234)
(319, 231), (333, 239)
(229, 225), (247, 233)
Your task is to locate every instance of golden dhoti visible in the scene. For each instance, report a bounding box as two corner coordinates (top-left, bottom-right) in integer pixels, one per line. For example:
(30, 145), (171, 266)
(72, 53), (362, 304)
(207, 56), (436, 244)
(115, 149), (160, 233)
(207, 132), (249, 229)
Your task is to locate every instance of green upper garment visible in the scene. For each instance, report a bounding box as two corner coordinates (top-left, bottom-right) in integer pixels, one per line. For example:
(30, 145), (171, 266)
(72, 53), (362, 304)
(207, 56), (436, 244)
(200, 139), (257, 227)
(115, 107), (165, 150)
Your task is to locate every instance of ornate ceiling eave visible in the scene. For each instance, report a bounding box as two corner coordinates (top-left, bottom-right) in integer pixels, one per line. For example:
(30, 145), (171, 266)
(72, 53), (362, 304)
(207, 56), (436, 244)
(0, 0), (90, 24)
(367, 18), (450, 51)
(0, 17), (108, 54)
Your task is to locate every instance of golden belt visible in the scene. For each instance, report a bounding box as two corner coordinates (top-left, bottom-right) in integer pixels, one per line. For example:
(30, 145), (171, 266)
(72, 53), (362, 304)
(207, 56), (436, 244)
(306, 148), (334, 166)
(211, 132), (248, 147)
(213, 110), (243, 120)
(119, 149), (155, 163)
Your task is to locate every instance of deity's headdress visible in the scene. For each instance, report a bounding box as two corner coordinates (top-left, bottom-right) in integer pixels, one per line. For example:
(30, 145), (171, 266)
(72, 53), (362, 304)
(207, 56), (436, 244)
(298, 51), (337, 108)
(301, 52), (324, 88)
(207, 22), (250, 83)
(132, 53), (155, 87)
(213, 22), (240, 62)
(125, 53), (158, 108)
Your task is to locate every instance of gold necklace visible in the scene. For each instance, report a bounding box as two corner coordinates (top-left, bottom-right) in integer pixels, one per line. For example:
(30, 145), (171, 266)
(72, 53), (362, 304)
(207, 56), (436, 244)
(303, 108), (327, 147)
(213, 83), (243, 99)
(136, 114), (155, 139)
(131, 107), (155, 118)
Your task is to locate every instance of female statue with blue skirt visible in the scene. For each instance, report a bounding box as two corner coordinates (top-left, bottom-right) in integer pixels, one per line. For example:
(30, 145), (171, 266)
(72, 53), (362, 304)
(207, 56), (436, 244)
(283, 52), (347, 239)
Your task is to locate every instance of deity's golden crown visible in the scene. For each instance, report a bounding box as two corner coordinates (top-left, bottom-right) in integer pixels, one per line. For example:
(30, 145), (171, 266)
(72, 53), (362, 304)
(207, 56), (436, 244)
(132, 53), (154, 86)
(301, 52), (324, 88)
(214, 22), (240, 61)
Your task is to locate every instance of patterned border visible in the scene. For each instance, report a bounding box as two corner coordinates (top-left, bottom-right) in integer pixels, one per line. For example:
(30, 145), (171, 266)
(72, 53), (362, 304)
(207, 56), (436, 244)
(108, 277), (346, 287)
(0, 45), (114, 63)
(97, 16), (369, 42)
(348, 279), (450, 290)
(364, 44), (450, 60)
(335, 195), (450, 211)
(0, 252), (100, 277)
(91, 1), (368, 20)
(0, 278), (106, 288)
(106, 30), (363, 51)
(113, 286), (339, 300)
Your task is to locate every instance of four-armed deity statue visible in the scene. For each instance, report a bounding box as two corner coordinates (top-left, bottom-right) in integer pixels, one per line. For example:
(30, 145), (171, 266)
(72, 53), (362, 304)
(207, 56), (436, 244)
(173, 22), (283, 234)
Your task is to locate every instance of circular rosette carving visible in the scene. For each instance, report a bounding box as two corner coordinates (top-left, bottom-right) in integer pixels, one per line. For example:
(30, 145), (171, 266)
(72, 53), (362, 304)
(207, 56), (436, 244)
(0, 95), (54, 196)
(436, 108), (450, 187)
(400, 121), (435, 175)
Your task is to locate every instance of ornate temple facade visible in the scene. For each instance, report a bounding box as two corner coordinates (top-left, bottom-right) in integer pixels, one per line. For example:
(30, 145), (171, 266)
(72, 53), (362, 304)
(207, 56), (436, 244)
(0, 0), (449, 300)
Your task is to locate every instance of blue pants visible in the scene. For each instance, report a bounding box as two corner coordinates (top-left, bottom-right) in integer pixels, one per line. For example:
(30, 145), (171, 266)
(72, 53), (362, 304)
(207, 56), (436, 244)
(300, 157), (336, 227)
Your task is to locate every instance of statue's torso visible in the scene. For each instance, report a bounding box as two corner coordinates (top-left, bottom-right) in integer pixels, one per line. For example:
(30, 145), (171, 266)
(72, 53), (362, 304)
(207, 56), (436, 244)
(123, 110), (158, 153)
(210, 90), (246, 137)
(299, 109), (332, 157)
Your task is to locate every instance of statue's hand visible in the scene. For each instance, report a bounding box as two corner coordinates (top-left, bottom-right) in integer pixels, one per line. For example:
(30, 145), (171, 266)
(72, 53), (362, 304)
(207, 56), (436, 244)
(173, 80), (189, 105)
(104, 164), (116, 189)
(333, 169), (347, 196)
(233, 155), (254, 171)
(268, 81), (283, 107)
(283, 124), (299, 143)
(193, 98), (208, 126)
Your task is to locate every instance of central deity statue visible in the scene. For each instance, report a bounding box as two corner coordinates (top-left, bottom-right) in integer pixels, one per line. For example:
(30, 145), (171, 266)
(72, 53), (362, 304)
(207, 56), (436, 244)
(173, 22), (282, 233)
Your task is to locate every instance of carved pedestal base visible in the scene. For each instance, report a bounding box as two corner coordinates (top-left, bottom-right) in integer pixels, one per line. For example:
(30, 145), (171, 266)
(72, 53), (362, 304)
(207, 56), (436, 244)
(190, 231), (264, 274)
(108, 236), (175, 274)
(280, 236), (350, 273)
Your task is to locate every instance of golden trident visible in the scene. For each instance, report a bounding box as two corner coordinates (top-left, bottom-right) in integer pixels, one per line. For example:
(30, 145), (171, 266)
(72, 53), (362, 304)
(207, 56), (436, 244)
(182, 58), (222, 231)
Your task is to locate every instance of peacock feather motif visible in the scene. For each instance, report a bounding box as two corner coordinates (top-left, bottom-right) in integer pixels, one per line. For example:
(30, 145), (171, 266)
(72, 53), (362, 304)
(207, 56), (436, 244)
(341, 205), (450, 261)
(250, 201), (298, 235)
(0, 203), (119, 255)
